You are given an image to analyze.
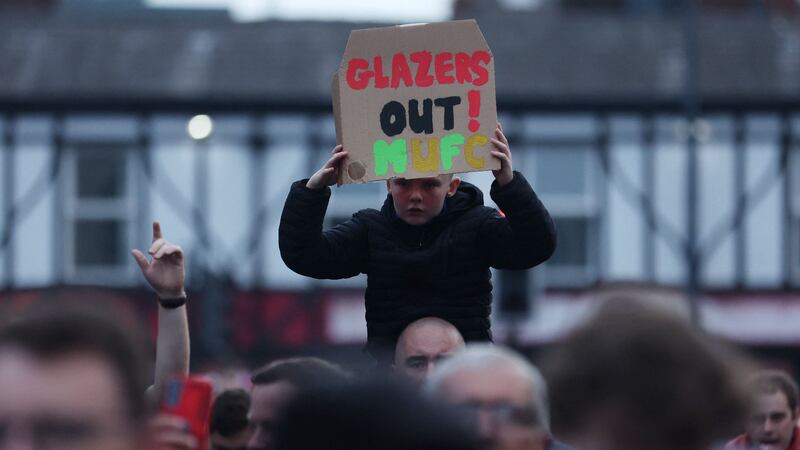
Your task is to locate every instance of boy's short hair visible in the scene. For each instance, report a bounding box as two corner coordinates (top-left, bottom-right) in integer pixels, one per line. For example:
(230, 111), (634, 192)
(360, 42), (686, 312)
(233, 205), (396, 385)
(387, 173), (456, 183)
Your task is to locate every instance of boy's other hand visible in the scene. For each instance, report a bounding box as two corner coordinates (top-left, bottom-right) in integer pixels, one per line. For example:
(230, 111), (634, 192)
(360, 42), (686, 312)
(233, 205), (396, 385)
(307, 145), (348, 189)
(491, 123), (514, 187)
(132, 221), (186, 299)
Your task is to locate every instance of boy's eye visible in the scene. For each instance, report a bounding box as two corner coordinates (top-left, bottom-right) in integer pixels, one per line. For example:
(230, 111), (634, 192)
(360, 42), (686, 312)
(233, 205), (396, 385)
(423, 179), (442, 189)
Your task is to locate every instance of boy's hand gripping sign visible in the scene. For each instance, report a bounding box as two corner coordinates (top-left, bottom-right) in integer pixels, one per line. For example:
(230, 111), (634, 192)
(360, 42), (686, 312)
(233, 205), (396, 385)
(332, 20), (499, 184)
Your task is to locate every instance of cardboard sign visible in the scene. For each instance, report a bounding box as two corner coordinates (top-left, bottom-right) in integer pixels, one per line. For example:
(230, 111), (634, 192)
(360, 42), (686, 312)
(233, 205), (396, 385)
(332, 20), (499, 184)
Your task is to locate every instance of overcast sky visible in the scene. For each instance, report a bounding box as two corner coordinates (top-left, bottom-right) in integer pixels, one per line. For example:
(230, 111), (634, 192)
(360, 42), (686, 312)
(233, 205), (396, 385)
(145, 0), (456, 23)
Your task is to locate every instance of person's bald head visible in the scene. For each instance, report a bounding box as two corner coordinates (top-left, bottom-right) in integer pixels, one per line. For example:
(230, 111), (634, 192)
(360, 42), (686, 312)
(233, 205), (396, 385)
(394, 317), (465, 385)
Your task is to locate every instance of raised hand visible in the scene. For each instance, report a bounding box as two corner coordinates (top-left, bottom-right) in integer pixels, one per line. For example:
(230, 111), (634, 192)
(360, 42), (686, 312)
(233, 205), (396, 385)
(491, 123), (514, 187)
(132, 222), (186, 299)
(306, 145), (348, 189)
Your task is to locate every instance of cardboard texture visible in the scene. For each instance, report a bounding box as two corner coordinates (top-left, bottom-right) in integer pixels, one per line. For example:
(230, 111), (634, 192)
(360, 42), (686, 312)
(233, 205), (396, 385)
(332, 19), (499, 184)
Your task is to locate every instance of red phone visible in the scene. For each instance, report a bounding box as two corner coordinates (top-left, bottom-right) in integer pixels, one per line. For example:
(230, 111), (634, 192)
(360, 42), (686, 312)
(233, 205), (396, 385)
(161, 376), (213, 450)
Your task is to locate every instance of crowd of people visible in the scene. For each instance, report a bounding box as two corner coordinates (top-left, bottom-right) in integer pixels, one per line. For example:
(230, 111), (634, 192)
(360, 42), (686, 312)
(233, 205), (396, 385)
(0, 123), (797, 450)
(1, 284), (795, 450)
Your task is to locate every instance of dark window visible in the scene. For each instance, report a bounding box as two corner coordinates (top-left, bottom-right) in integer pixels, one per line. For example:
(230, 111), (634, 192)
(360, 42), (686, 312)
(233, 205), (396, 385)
(535, 148), (588, 195)
(74, 219), (124, 266)
(69, 142), (132, 274)
(77, 151), (125, 198)
(549, 217), (589, 267)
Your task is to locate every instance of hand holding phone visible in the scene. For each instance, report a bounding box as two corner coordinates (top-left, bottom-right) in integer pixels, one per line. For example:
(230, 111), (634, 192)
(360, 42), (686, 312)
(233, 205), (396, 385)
(160, 376), (213, 450)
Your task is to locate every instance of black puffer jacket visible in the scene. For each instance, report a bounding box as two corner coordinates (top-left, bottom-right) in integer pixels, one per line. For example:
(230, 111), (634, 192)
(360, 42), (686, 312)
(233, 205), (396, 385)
(279, 172), (556, 360)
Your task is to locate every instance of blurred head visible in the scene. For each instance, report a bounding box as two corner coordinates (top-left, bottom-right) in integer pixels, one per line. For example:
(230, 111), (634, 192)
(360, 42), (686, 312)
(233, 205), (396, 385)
(0, 307), (150, 450)
(387, 174), (460, 225)
(542, 297), (750, 450)
(426, 344), (550, 450)
(273, 379), (482, 450)
(394, 317), (465, 385)
(743, 370), (799, 450)
(211, 389), (252, 450)
(247, 357), (350, 450)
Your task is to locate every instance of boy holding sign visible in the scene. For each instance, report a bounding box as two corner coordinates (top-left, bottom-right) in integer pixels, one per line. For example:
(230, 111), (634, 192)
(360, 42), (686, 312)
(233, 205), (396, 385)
(279, 21), (556, 361)
(279, 126), (556, 361)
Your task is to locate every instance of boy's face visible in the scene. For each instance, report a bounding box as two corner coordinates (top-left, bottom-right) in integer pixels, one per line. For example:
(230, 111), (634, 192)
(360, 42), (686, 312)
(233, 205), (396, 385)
(387, 175), (460, 225)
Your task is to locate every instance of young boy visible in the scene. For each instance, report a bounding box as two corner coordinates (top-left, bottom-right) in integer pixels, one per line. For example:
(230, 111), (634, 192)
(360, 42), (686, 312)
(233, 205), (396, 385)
(279, 124), (556, 361)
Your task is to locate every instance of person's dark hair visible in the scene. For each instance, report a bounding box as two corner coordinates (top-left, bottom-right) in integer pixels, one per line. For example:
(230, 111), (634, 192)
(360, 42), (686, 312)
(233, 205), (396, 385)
(542, 297), (750, 450)
(748, 370), (799, 413)
(251, 357), (351, 391)
(210, 389), (251, 437)
(0, 306), (150, 425)
(273, 378), (482, 450)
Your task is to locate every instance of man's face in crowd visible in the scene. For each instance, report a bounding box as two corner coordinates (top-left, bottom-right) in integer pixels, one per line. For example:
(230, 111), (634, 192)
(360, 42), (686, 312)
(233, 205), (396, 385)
(247, 381), (296, 450)
(394, 320), (464, 385)
(745, 391), (798, 450)
(212, 426), (253, 450)
(437, 362), (547, 450)
(388, 175), (460, 225)
(0, 349), (144, 450)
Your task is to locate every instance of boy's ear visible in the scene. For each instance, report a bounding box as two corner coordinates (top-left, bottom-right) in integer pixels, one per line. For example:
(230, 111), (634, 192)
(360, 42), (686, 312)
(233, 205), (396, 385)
(447, 176), (461, 197)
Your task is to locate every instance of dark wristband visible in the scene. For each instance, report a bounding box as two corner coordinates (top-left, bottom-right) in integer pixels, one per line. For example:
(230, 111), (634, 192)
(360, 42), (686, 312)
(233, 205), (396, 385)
(158, 295), (187, 309)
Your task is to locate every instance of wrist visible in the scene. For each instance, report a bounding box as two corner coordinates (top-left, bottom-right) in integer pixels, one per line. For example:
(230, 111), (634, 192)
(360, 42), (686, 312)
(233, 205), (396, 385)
(497, 172), (514, 187)
(157, 288), (186, 299)
(157, 290), (187, 309)
(158, 294), (187, 309)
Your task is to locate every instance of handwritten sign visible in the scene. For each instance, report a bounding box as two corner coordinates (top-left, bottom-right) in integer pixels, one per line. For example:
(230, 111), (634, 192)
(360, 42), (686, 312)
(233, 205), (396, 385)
(332, 20), (499, 184)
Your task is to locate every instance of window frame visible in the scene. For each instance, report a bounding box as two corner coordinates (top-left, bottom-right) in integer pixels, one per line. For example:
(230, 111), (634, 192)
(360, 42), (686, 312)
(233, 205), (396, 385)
(518, 114), (603, 288)
(62, 140), (141, 285)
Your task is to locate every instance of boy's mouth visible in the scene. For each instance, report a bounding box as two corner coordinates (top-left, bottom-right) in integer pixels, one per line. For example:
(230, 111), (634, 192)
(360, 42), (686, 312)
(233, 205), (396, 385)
(407, 207), (424, 214)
